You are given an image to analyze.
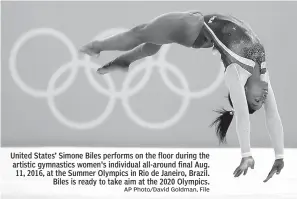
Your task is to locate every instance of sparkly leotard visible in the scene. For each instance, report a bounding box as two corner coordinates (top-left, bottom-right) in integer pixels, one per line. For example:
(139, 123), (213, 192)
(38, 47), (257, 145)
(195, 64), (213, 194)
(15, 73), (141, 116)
(193, 14), (266, 74)
(193, 13), (284, 159)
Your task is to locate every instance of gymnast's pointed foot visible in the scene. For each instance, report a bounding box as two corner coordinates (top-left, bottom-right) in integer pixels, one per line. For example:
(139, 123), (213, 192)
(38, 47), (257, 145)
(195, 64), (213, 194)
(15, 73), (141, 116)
(79, 41), (101, 57)
(97, 58), (130, 75)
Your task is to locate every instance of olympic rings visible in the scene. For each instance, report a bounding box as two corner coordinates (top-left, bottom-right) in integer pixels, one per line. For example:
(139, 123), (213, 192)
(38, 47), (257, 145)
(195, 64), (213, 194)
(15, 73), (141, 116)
(9, 28), (79, 98)
(121, 57), (191, 129)
(47, 60), (116, 129)
(9, 27), (225, 130)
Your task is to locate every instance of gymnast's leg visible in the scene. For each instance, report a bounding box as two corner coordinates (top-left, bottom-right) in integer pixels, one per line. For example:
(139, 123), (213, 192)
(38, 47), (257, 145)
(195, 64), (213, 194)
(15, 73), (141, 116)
(79, 11), (204, 56)
(97, 43), (162, 74)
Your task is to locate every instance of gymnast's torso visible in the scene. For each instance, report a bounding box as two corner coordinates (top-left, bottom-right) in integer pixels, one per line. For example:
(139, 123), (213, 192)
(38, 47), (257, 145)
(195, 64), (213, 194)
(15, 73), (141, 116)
(193, 13), (266, 76)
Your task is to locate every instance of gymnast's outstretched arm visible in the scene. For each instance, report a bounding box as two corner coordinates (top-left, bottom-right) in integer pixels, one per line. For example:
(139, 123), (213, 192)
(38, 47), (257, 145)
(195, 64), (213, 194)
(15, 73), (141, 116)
(261, 70), (284, 160)
(225, 63), (256, 177)
(260, 68), (285, 182)
(225, 63), (252, 158)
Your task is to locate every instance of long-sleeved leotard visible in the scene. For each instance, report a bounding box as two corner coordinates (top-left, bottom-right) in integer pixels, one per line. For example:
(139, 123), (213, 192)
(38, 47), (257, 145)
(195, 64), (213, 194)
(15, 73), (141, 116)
(196, 13), (284, 159)
(261, 65), (285, 159)
(225, 64), (252, 157)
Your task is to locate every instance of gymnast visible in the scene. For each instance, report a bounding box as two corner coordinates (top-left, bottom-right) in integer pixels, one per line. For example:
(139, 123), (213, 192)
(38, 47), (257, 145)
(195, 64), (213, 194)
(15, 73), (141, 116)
(79, 11), (284, 182)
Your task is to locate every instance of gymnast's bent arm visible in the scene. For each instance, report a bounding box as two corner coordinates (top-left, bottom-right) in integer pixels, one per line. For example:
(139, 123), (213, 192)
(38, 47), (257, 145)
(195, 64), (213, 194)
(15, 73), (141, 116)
(224, 63), (252, 158)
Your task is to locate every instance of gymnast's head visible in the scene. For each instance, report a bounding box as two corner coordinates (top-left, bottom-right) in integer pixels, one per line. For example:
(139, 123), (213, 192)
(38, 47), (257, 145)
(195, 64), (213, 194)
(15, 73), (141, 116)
(244, 76), (268, 111)
(210, 76), (269, 143)
(210, 79), (270, 144)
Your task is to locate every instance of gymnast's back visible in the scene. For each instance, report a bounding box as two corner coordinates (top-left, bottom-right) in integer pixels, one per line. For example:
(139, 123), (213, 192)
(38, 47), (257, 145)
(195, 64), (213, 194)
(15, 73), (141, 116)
(194, 13), (266, 66)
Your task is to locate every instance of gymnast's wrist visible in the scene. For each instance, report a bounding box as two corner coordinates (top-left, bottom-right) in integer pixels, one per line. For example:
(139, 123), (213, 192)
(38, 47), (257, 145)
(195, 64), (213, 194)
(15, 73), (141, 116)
(275, 154), (284, 160)
(241, 152), (252, 158)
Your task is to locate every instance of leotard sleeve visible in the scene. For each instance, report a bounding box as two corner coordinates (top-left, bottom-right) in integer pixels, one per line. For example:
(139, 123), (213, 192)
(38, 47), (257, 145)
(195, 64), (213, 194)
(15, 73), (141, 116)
(260, 68), (285, 159)
(224, 63), (252, 157)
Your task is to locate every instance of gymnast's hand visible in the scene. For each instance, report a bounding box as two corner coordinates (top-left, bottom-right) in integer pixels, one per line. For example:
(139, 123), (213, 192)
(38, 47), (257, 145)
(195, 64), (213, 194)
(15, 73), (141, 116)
(263, 159), (284, 183)
(79, 41), (100, 57)
(233, 156), (255, 177)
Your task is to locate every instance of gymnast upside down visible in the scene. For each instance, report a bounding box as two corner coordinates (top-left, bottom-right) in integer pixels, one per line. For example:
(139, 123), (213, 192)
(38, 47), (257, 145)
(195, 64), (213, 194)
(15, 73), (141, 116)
(79, 11), (284, 182)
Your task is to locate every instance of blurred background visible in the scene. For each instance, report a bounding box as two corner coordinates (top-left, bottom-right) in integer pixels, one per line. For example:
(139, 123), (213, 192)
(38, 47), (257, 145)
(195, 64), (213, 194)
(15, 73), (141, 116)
(1, 1), (297, 148)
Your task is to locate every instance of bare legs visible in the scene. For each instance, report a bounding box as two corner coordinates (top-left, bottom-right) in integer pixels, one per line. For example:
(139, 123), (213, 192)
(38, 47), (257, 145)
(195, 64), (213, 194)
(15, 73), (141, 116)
(97, 43), (162, 74)
(79, 11), (204, 74)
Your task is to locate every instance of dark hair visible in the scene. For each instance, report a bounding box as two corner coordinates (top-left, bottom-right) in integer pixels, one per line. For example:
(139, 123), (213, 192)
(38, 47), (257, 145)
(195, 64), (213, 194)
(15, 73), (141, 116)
(210, 93), (255, 144)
